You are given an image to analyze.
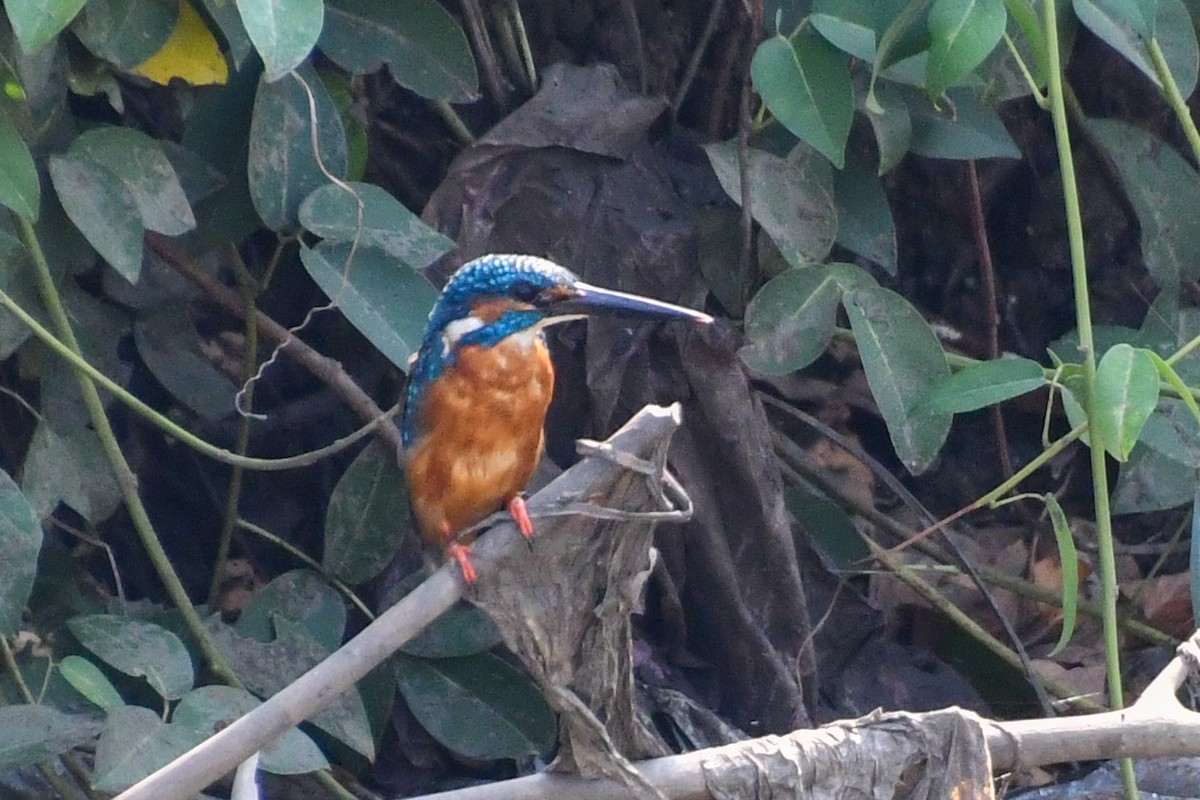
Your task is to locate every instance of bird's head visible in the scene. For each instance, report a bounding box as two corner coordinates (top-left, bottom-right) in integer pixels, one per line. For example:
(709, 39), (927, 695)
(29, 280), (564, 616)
(402, 254), (711, 443)
(425, 254), (712, 350)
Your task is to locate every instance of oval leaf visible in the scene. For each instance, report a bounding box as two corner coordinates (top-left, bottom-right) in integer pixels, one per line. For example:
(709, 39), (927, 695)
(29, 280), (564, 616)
(7, 0), (87, 53)
(395, 652), (556, 760)
(1093, 343), (1160, 461)
(92, 705), (195, 792)
(0, 705), (103, 774)
(908, 86), (1021, 159)
(0, 468), (42, 636)
(58, 654), (124, 711)
(72, 0), (179, 70)
(299, 241), (439, 370)
(248, 65), (348, 231)
(133, 302), (236, 421)
(66, 614), (194, 700)
(926, 0), (1007, 99)
(236, 0), (323, 82)
(324, 442), (410, 585)
(69, 127), (195, 236)
(844, 286), (952, 473)
(48, 154), (144, 282)
(1073, 0), (1196, 98)
(752, 30), (853, 167)
(704, 141), (837, 267)
(321, 0), (479, 103)
(299, 181), (455, 268)
(1043, 494), (1080, 656)
(740, 262), (876, 375)
(174, 686), (328, 774)
(0, 111), (40, 221)
(1138, 398), (1200, 466)
(234, 570), (346, 653)
(914, 357), (1045, 415)
(1113, 442), (1196, 513)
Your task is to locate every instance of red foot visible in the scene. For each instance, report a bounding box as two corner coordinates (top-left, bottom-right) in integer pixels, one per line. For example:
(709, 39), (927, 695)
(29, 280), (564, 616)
(447, 541), (478, 584)
(507, 496), (535, 539)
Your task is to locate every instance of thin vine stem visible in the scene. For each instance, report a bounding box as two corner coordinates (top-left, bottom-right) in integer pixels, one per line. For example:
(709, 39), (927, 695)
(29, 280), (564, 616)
(1042, 2), (1137, 797)
(14, 213), (242, 688)
(0, 281), (397, 471)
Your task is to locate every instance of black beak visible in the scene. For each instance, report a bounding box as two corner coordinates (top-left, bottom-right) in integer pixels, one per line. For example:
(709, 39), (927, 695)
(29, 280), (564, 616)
(553, 282), (713, 324)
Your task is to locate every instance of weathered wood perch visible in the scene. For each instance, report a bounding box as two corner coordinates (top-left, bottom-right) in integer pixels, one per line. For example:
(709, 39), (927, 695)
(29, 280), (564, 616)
(113, 400), (1200, 800)
(114, 403), (691, 800)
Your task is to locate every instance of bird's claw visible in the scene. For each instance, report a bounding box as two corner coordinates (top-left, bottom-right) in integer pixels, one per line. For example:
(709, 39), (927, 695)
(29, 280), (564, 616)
(507, 495), (535, 540)
(447, 541), (478, 584)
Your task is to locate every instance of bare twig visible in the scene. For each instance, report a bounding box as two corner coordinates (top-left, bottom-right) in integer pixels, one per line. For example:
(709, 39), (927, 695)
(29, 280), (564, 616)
(146, 235), (402, 456)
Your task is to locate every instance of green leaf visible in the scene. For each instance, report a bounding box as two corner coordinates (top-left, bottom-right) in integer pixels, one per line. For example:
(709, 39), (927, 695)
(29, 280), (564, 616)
(299, 182), (455, 269)
(0, 705), (103, 774)
(206, 619), (374, 759)
(66, 615), (194, 701)
(1087, 117), (1200, 288)
(235, 569), (347, 653)
(1043, 494), (1079, 656)
(1137, 398), (1200, 466)
(395, 652), (556, 760)
(7, 0), (87, 53)
(48, 154), (144, 282)
(20, 422), (123, 523)
(752, 30), (853, 167)
(833, 155), (898, 272)
(1093, 344), (1160, 461)
(696, 207), (745, 314)
(0, 111), (39, 221)
(173, 686), (328, 774)
(72, 0), (179, 70)
(862, 80), (913, 174)
(322, 0), (480, 103)
(299, 241), (439, 370)
(248, 65), (348, 231)
(0, 469), (42, 636)
(1073, 0), (1196, 97)
(133, 303), (236, 421)
(92, 705), (195, 792)
(704, 141), (837, 267)
(844, 286), (953, 473)
(1113, 442), (1196, 513)
(913, 357), (1045, 415)
(69, 127), (195, 236)
(740, 263), (877, 374)
(401, 600), (502, 658)
(236, 0), (323, 82)
(1002, 0), (1048, 87)
(784, 487), (871, 571)
(58, 655), (124, 711)
(908, 86), (1021, 159)
(926, 0), (1008, 99)
(812, 0), (921, 61)
(1074, 0), (1157, 43)
(323, 441), (410, 585)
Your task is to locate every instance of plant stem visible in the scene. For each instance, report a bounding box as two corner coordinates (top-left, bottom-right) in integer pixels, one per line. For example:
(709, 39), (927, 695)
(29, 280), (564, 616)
(15, 214), (242, 689)
(1148, 38), (1200, 168)
(1042, 3), (1137, 797)
(0, 282), (396, 471)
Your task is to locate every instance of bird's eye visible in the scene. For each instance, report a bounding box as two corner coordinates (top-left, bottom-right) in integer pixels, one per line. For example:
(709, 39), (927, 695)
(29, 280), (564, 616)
(510, 280), (540, 302)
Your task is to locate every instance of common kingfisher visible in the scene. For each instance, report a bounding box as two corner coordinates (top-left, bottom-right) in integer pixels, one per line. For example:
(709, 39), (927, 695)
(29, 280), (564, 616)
(401, 254), (712, 583)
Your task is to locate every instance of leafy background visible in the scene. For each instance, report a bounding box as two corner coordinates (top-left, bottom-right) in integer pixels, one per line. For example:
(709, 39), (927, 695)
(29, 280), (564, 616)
(0, 0), (1198, 797)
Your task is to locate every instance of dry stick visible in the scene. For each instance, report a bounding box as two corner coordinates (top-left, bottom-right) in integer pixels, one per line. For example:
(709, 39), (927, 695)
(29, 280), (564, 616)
(964, 160), (1017, 482)
(146, 235), (402, 456)
(114, 405), (683, 800)
(671, 0), (725, 119)
(399, 632), (1200, 800)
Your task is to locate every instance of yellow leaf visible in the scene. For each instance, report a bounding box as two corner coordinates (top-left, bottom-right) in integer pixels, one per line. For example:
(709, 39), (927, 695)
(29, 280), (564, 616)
(131, 2), (228, 86)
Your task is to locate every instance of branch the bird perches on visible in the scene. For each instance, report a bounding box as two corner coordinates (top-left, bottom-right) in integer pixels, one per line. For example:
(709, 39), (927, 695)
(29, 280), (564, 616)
(114, 403), (692, 800)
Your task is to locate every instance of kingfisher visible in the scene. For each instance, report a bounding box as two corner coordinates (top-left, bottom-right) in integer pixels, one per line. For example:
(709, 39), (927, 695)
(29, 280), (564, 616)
(401, 254), (712, 583)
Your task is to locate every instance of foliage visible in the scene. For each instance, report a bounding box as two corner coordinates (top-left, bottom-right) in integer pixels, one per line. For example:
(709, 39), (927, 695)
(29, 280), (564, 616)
(0, 0), (1198, 795)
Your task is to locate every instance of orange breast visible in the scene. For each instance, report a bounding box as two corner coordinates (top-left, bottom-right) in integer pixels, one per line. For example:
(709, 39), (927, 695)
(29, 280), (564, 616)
(405, 336), (555, 547)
